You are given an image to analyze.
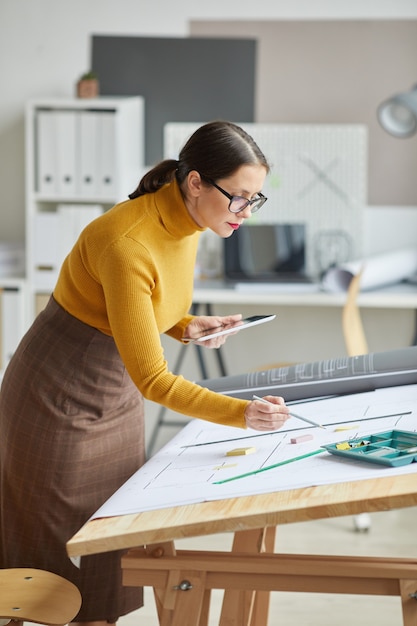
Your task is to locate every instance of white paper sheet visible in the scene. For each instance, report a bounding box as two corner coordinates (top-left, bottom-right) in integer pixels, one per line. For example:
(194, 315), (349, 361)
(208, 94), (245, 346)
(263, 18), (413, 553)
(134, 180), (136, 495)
(321, 248), (417, 292)
(91, 385), (417, 520)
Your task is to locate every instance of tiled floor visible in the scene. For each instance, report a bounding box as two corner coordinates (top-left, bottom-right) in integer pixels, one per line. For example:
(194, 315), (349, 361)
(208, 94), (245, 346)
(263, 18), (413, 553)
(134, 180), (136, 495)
(119, 506), (417, 625)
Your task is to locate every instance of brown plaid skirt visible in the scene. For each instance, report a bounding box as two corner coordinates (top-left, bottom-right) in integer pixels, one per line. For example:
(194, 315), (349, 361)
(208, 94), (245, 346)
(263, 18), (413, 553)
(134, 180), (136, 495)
(0, 296), (145, 621)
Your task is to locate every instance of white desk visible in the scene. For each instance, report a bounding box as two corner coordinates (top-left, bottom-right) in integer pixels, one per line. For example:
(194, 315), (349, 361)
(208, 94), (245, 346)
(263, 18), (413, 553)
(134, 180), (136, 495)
(193, 279), (417, 310)
(193, 279), (417, 367)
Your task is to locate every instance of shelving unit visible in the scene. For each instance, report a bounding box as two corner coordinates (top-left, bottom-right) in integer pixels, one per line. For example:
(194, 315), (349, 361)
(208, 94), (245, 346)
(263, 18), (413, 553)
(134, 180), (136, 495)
(25, 96), (145, 317)
(0, 277), (29, 379)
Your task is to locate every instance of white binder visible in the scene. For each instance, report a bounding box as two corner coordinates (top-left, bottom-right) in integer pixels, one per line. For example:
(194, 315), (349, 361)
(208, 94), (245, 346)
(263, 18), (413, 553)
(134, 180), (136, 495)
(97, 111), (117, 198)
(36, 110), (57, 195)
(57, 205), (103, 261)
(78, 111), (99, 197)
(0, 287), (24, 372)
(32, 213), (61, 290)
(55, 110), (78, 197)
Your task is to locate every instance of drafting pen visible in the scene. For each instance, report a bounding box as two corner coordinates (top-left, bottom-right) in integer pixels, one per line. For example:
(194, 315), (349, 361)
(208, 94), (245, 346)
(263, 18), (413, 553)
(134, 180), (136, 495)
(213, 448), (325, 484)
(253, 395), (326, 429)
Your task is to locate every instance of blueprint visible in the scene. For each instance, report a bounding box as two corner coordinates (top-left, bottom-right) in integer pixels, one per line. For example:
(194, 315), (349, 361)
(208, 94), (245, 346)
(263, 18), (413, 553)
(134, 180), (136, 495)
(92, 384), (417, 520)
(198, 345), (417, 401)
(321, 248), (417, 292)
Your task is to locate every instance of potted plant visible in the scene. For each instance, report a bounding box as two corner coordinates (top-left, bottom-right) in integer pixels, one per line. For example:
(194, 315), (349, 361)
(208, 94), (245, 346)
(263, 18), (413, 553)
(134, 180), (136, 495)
(76, 71), (99, 98)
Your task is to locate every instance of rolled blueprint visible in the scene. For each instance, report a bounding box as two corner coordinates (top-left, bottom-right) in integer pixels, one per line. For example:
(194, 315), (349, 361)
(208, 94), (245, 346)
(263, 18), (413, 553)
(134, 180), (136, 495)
(198, 345), (417, 402)
(321, 248), (417, 292)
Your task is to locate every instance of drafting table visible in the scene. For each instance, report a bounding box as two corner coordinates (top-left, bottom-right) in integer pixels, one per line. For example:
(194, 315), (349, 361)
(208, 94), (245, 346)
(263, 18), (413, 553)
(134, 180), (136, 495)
(67, 474), (417, 625)
(68, 385), (417, 626)
(147, 280), (417, 453)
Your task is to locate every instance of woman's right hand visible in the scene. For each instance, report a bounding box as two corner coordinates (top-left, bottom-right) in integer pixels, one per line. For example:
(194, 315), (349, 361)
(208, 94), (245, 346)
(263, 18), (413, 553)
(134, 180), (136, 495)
(244, 395), (290, 431)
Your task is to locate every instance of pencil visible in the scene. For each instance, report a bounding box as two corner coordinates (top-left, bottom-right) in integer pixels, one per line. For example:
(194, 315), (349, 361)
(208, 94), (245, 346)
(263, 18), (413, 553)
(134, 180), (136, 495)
(213, 448), (325, 484)
(252, 395), (326, 429)
(179, 411), (412, 449)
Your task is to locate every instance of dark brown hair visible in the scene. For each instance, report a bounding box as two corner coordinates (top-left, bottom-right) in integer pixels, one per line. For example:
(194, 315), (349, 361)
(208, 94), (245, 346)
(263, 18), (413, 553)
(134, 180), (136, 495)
(129, 120), (270, 199)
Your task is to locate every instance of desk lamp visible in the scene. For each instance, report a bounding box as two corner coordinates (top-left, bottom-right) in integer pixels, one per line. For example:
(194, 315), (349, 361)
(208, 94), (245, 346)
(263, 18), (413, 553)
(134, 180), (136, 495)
(377, 84), (417, 138)
(377, 84), (417, 286)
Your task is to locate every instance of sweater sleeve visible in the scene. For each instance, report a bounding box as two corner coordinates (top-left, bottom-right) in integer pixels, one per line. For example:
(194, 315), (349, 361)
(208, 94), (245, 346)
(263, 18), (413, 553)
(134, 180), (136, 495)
(165, 313), (195, 342)
(98, 237), (248, 429)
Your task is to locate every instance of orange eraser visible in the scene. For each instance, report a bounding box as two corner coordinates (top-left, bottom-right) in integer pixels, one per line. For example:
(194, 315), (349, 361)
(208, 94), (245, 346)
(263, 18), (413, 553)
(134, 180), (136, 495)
(290, 434), (314, 444)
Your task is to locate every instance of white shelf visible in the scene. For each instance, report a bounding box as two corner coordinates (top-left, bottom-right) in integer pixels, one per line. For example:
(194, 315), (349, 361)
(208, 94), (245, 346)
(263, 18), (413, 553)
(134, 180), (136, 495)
(32, 193), (124, 205)
(25, 96), (145, 314)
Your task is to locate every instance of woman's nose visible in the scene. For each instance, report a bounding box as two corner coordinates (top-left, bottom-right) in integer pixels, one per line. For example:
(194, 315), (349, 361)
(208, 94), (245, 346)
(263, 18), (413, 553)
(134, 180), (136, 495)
(238, 205), (253, 219)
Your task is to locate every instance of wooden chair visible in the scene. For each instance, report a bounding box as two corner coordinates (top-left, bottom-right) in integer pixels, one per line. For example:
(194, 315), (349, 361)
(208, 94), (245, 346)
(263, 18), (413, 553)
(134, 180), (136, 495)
(342, 267), (368, 357)
(0, 568), (81, 626)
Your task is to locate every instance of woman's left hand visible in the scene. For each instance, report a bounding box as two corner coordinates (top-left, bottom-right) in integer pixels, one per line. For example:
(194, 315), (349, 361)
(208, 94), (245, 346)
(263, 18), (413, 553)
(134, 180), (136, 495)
(183, 314), (243, 348)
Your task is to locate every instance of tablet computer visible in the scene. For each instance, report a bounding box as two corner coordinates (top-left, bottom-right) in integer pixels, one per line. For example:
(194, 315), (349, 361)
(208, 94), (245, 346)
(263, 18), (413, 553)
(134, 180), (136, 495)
(185, 314), (276, 343)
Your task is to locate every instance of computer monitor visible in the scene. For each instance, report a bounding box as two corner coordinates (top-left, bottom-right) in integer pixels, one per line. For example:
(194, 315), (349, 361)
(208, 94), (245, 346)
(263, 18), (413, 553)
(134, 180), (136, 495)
(224, 223), (309, 283)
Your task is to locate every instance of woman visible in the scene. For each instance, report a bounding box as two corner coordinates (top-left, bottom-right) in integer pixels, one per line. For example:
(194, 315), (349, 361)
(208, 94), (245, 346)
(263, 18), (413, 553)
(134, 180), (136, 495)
(0, 121), (289, 624)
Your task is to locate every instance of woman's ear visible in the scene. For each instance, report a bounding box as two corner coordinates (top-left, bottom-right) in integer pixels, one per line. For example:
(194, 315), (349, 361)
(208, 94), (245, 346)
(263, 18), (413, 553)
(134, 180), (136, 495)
(187, 170), (203, 198)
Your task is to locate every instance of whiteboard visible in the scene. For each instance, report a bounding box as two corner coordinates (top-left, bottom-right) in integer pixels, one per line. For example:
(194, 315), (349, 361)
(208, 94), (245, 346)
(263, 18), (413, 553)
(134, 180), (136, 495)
(165, 123), (367, 278)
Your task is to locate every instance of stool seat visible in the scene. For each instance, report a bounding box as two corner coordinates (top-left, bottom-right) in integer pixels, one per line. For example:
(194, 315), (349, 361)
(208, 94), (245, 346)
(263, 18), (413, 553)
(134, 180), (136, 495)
(0, 568), (81, 625)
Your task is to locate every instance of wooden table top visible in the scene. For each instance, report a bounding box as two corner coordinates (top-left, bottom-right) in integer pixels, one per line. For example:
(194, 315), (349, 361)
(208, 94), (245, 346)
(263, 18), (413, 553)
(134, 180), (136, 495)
(67, 472), (417, 558)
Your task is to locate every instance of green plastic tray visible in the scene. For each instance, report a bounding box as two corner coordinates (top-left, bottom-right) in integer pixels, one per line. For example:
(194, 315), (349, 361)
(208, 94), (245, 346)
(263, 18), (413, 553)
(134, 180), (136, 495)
(322, 429), (417, 467)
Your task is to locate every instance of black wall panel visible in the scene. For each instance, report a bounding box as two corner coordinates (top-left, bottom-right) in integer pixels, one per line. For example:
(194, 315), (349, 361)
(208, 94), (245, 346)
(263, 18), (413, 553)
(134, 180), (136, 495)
(92, 35), (256, 165)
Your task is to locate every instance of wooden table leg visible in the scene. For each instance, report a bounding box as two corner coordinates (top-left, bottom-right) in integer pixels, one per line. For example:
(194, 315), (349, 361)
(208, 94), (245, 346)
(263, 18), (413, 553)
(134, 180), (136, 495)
(399, 578), (417, 626)
(144, 543), (210, 626)
(146, 542), (177, 623)
(160, 570), (207, 626)
(219, 526), (276, 626)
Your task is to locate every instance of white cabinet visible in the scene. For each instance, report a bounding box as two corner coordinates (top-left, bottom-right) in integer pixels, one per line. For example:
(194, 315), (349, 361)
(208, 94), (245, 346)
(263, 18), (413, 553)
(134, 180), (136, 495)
(0, 278), (29, 379)
(25, 96), (145, 312)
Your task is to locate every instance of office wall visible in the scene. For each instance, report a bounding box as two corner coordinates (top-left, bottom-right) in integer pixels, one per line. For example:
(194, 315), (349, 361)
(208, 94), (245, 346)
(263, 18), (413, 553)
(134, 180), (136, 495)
(1, 0), (417, 243)
(190, 20), (417, 207)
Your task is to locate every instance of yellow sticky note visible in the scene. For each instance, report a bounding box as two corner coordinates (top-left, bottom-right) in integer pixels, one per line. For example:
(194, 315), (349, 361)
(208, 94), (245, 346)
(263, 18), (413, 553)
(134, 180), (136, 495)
(226, 447), (256, 456)
(335, 442), (351, 450)
(335, 424), (359, 432)
(213, 463), (238, 470)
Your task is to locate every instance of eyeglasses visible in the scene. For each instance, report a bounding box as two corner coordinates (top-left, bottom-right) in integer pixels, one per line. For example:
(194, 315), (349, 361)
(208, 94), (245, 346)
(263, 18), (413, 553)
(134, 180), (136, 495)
(203, 177), (267, 214)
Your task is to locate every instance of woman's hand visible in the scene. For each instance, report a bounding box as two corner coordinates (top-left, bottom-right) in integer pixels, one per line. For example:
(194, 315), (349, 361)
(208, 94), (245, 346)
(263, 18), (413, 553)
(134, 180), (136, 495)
(183, 314), (243, 348)
(245, 395), (290, 431)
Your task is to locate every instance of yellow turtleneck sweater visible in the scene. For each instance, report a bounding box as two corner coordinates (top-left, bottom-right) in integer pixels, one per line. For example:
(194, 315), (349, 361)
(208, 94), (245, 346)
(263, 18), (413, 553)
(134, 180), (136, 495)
(54, 180), (248, 428)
